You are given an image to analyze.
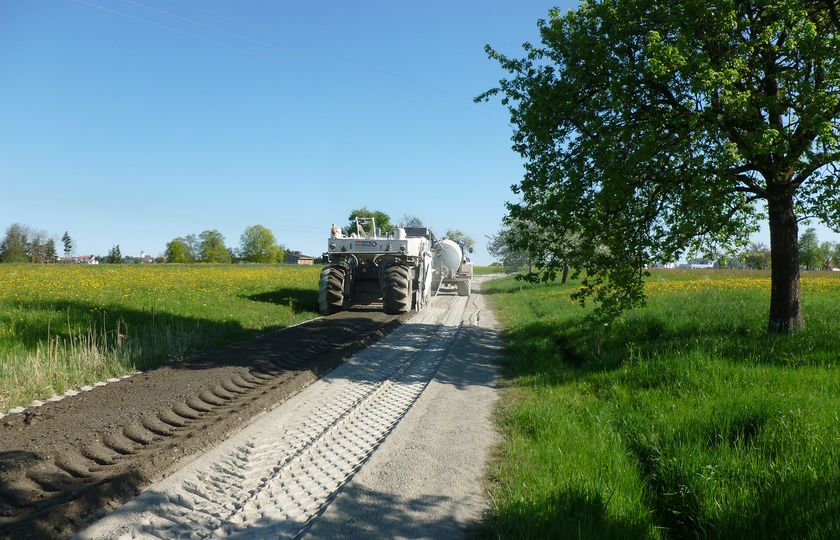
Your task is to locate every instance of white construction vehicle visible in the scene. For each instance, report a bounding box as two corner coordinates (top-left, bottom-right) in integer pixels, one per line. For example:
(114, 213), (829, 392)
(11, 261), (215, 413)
(319, 218), (434, 315)
(432, 238), (474, 297)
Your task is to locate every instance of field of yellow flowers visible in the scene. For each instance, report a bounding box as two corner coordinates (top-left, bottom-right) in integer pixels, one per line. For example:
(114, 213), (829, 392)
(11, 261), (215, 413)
(0, 264), (322, 412)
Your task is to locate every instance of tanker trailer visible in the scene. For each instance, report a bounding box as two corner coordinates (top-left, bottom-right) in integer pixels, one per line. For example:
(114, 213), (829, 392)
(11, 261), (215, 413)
(432, 238), (473, 296)
(318, 217), (434, 315)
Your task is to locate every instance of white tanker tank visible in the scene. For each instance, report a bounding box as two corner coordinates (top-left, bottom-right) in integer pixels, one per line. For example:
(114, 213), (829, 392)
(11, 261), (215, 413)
(432, 238), (473, 296)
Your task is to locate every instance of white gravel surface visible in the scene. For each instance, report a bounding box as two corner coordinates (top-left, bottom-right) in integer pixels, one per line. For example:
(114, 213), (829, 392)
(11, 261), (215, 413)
(77, 277), (500, 539)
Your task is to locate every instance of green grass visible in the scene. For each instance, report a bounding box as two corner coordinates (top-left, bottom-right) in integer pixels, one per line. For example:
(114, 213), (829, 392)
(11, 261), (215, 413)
(473, 265), (508, 275)
(0, 264), (321, 412)
(479, 270), (840, 539)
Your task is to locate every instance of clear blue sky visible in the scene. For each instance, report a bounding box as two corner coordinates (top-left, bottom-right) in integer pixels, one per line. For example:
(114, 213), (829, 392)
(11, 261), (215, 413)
(2, 1), (837, 264)
(1, 0), (573, 264)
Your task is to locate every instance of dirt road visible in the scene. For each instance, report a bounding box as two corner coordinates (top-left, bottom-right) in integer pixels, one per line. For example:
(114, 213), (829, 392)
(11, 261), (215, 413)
(79, 279), (500, 539)
(0, 308), (406, 539)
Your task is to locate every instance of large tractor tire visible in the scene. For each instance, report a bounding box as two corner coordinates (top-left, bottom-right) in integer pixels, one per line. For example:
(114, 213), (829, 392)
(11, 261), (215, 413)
(318, 266), (345, 315)
(456, 279), (471, 297)
(382, 264), (412, 315)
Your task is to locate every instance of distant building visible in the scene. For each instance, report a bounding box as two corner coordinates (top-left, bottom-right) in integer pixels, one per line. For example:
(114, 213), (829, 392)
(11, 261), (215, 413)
(59, 255), (99, 264)
(139, 251), (155, 264)
(687, 259), (716, 269)
(285, 251), (315, 265)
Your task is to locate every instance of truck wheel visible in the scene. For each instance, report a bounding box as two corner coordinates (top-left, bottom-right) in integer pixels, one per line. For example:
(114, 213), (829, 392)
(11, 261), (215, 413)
(456, 280), (471, 297)
(318, 266), (345, 315)
(382, 264), (412, 314)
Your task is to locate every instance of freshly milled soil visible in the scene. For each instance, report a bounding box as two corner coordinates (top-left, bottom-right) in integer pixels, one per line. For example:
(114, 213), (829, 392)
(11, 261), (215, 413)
(0, 307), (406, 539)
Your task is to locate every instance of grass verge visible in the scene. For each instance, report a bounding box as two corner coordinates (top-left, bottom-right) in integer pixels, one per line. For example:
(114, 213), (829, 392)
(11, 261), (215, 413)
(479, 270), (840, 539)
(0, 264), (321, 412)
(473, 265), (508, 275)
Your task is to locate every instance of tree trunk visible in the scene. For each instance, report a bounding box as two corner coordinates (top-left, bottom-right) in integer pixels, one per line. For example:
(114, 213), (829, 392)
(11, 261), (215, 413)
(561, 263), (569, 284)
(767, 191), (804, 333)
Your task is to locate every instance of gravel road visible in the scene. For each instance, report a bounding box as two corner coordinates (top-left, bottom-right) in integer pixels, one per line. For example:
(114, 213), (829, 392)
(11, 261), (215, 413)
(78, 278), (500, 539)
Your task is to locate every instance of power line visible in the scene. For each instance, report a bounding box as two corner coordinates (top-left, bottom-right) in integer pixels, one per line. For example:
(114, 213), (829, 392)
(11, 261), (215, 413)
(115, 0), (287, 53)
(117, 0), (231, 33)
(67, 0), (294, 67)
(68, 0), (206, 42)
(163, 0), (249, 28)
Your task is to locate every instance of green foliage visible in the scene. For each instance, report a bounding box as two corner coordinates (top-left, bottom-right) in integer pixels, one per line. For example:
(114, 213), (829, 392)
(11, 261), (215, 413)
(740, 242), (771, 270)
(165, 237), (194, 263)
(487, 222), (531, 271)
(107, 244), (122, 264)
(480, 272), (840, 539)
(347, 207), (393, 234)
(198, 230), (231, 263)
(797, 227), (822, 269)
(61, 231), (73, 258)
(401, 214), (424, 228)
(239, 224), (284, 263)
(444, 228), (475, 251)
(0, 224), (31, 263)
(44, 239), (57, 263)
(479, 0), (840, 321)
(818, 240), (836, 270)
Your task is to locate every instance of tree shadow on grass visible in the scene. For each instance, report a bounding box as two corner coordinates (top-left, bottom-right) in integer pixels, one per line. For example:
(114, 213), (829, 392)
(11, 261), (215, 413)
(710, 475), (840, 540)
(0, 299), (252, 357)
(0, 288), (324, 374)
(494, 308), (840, 539)
(245, 288), (319, 314)
(500, 310), (838, 390)
(474, 488), (654, 540)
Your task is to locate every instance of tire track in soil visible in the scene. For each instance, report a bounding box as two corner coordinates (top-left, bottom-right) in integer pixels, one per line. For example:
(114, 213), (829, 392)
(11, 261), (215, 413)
(0, 308), (407, 540)
(78, 295), (465, 540)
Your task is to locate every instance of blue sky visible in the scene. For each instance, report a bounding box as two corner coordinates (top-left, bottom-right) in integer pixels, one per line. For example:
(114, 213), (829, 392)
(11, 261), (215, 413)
(1, 1), (837, 264)
(0, 0), (571, 263)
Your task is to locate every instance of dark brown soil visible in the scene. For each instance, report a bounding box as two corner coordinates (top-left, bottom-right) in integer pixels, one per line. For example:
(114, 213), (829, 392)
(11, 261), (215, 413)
(0, 308), (405, 539)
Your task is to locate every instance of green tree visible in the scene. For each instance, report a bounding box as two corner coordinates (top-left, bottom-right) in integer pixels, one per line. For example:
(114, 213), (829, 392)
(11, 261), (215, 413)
(239, 225), (284, 263)
(0, 224), (30, 263)
(348, 208), (393, 234)
(107, 244), (122, 264)
(199, 230), (232, 263)
(184, 233), (199, 261)
(741, 242), (771, 270)
(818, 241), (836, 270)
(444, 229), (475, 252)
(44, 238), (57, 263)
(29, 234), (44, 263)
(797, 228), (820, 270)
(401, 214), (424, 228)
(61, 231), (73, 258)
(165, 237), (194, 263)
(479, 1), (840, 332)
(487, 222), (530, 272)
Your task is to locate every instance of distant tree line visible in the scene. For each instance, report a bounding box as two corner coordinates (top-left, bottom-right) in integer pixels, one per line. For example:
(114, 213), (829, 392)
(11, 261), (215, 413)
(721, 228), (840, 271)
(0, 224), (58, 263)
(1, 212), (475, 266)
(0, 223), (288, 265)
(165, 225), (286, 264)
(485, 221), (840, 275)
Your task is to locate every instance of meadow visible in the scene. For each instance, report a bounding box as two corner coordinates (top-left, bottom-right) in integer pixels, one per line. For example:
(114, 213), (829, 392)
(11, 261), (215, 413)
(0, 264), (321, 412)
(480, 270), (840, 539)
(473, 265), (508, 275)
